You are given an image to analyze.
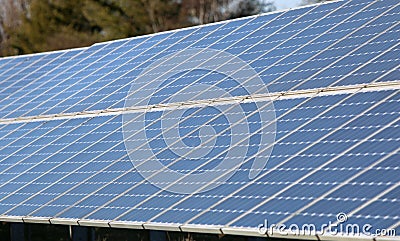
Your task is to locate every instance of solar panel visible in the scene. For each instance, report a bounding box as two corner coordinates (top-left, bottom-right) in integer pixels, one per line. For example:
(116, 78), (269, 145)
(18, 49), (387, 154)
(0, 0), (399, 240)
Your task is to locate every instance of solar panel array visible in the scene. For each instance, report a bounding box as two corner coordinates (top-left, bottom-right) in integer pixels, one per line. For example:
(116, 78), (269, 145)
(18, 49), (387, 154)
(0, 0), (399, 240)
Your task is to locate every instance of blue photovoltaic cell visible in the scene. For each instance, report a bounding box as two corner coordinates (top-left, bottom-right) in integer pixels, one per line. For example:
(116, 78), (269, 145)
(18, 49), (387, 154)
(0, 0), (399, 239)
(0, 0), (397, 119)
(0, 88), (396, 234)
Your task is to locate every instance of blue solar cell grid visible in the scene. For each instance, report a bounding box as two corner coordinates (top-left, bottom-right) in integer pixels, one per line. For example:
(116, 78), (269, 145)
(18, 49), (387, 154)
(0, 0), (399, 239)
(0, 0), (398, 119)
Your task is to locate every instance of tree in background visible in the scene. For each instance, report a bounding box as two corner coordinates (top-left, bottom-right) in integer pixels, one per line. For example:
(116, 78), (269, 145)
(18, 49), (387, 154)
(2, 0), (175, 55)
(0, 0), (275, 56)
(178, 0), (275, 25)
(0, 0), (29, 55)
(301, 0), (334, 5)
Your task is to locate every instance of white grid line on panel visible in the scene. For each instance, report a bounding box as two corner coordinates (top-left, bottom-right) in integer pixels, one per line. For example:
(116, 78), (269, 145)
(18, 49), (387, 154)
(65, 0), (388, 117)
(0, 54), (50, 81)
(2, 85), (378, 218)
(218, 1), (400, 97)
(25, 79), (326, 219)
(1, 80), (399, 125)
(220, 1), (400, 93)
(0, 52), (76, 102)
(160, 0), (390, 96)
(88, 0), (344, 47)
(2, 123), (139, 216)
(322, 157), (400, 232)
(0, 46), (89, 60)
(50, 83), (396, 222)
(289, 41), (400, 91)
(0, 58), (15, 74)
(0, 117), (111, 203)
(3, 20), (224, 119)
(0, 0), (396, 234)
(222, 98), (400, 226)
(61, 3), (333, 115)
(0, 121), (64, 169)
(46, 10), (287, 116)
(0, 54), (52, 87)
(0, 57), (34, 83)
(0, 50), (85, 115)
(0, 43), (118, 119)
(388, 221), (400, 232)
(85, 89), (392, 223)
(172, 89), (399, 227)
(277, 147), (400, 225)
(0, 52), (83, 117)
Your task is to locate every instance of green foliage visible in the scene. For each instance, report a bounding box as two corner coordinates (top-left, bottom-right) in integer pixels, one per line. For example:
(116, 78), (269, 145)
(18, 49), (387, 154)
(1, 0), (273, 56)
(8, 0), (153, 54)
(231, 0), (276, 19)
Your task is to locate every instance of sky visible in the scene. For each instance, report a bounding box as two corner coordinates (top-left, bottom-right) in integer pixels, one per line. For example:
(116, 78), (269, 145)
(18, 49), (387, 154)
(272, 0), (304, 10)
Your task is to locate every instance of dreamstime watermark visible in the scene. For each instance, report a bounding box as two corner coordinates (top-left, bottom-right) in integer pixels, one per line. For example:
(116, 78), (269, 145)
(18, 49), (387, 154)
(258, 212), (396, 237)
(123, 48), (276, 194)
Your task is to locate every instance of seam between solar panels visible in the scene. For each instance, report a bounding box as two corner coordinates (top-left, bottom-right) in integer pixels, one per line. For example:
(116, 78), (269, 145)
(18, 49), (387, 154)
(0, 81), (398, 125)
(0, 0), (352, 124)
(47, 9), (290, 116)
(153, 89), (399, 226)
(220, 93), (400, 227)
(0, 10), (285, 124)
(0, 0), (384, 119)
(67, 3), (333, 115)
(0, 0), (396, 232)
(87, 83), (396, 222)
(9, 180), (395, 195)
(4, 15), (239, 119)
(0, 82), (396, 204)
(0, 36), (172, 119)
(67, 0), (383, 116)
(7, 87), (396, 226)
(0, 80), (396, 203)
(22, 42), (338, 220)
(160, 0), (394, 104)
